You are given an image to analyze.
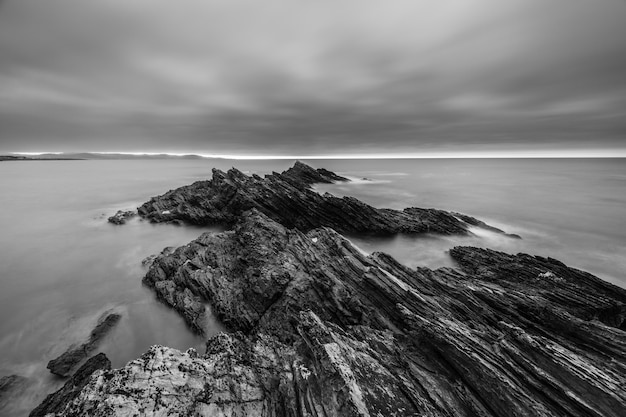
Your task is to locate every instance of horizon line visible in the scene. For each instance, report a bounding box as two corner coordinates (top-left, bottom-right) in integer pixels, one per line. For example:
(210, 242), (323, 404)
(9, 150), (626, 160)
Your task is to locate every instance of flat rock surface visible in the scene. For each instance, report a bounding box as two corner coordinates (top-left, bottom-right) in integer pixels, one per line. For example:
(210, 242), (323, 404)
(40, 209), (626, 416)
(136, 161), (516, 237)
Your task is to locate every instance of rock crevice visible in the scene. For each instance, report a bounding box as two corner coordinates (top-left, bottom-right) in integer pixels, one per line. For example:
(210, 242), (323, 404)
(38, 209), (626, 416)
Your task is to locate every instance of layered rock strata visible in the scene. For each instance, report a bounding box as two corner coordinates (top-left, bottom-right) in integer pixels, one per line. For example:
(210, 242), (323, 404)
(136, 162), (517, 237)
(37, 209), (626, 416)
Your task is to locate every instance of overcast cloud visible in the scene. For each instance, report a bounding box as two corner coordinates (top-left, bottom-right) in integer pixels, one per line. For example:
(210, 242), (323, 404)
(0, 0), (625, 156)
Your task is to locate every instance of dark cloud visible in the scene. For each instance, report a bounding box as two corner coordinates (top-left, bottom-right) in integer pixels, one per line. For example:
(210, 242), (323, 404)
(0, 0), (625, 156)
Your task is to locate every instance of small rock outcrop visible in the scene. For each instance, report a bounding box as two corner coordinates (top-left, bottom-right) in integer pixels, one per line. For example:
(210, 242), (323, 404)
(107, 210), (136, 225)
(280, 160), (349, 185)
(135, 161), (516, 237)
(31, 353), (111, 417)
(41, 209), (626, 416)
(0, 374), (28, 411)
(47, 312), (121, 377)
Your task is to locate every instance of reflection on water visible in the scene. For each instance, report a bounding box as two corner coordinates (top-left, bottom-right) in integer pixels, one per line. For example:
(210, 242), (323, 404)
(0, 158), (625, 415)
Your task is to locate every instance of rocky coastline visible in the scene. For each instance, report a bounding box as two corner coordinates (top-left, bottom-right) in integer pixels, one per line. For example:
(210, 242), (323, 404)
(33, 162), (626, 416)
(131, 161), (520, 237)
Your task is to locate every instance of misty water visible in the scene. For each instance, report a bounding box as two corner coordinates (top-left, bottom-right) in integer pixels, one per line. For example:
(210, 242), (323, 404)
(0, 158), (625, 415)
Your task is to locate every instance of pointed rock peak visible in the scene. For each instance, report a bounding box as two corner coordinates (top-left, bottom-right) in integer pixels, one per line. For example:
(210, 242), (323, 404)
(293, 160), (312, 169)
(281, 161), (349, 186)
(226, 167), (249, 179)
(211, 167), (227, 178)
(210, 167), (249, 183)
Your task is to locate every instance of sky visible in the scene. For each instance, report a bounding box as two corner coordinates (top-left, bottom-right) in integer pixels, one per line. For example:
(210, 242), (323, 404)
(0, 0), (625, 157)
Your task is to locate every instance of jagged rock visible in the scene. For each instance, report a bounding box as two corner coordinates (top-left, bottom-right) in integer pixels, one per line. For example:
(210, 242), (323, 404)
(134, 210), (626, 416)
(107, 210), (136, 225)
(45, 339), (290, 416)
(280, 160), (349, 185)
(47, 312), (121, 377)
(135, 161), (515, 237)
(141, 246), (175, 268)
(449, 246), (626, 328)
(452, 211), (522, 238)
(31, 353), (111, 417)
(46, 163), (626, 416)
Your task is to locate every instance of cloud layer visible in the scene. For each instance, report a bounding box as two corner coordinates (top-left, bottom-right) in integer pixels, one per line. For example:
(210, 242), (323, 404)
(1, 0), (625, 155)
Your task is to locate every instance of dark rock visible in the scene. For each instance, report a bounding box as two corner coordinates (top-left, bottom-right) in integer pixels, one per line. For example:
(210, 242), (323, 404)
(452, 212), (522, 238)
(136, 161), (515, 237)
(0, 374), (28, 410)
(46, 167), (626, 415)
(449, 246), (626, 328)
(30, 353), (111, 417)
(141, 246), (175, 268)
(107, 210), (136, 225)
(132, 209), (626, 416)
(47, 312), (121, 377)
(280, 160), (349, 185)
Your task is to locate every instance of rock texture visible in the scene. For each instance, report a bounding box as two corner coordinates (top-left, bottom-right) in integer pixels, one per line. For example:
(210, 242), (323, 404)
(31, 353), (111, 417)
(107, 210), (136, 225)
(47, 312), (121, 377)
(136, 161), (516, 237)
(39, 209), (626, 416)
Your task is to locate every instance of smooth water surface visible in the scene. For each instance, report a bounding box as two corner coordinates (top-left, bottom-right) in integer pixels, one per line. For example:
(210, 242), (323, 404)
(314, 158), (626, 288)
(0, 158), (624, 415)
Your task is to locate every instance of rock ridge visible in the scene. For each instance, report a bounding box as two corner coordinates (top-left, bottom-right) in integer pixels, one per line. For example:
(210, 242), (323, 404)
(47, 311), (121, 377)
(36, 209), (626, 416)
(134, 161), (518, 237)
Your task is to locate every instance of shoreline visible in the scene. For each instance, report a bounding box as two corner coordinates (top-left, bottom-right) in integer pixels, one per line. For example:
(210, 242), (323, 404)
(18, 162), (626, 416)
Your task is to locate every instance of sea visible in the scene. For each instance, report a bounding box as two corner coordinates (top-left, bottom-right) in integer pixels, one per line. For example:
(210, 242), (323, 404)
(0, 158), (625, 415)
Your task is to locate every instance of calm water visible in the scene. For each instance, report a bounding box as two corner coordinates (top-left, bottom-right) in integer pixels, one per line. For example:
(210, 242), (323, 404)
(0, 158), (624, 415)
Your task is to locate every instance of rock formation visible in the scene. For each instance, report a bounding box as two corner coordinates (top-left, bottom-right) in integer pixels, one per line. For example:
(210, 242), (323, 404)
(31, 353), (111, 417)
(47, 312), (121, 377)
(107, 210), (136, 225)
(33, 162), (626, 416)
(37, 209), (626, 416)
(135, 161), (518, 237)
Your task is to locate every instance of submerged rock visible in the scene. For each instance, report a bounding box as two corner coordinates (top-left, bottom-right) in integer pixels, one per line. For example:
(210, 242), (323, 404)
(31, 353), (111, 417)
(76, 209), (626, 417)
(107, 210), (136, 225)
(0, 374), (28, 410)
(136, 161), (515, 237)
(47, 312), (121, 377)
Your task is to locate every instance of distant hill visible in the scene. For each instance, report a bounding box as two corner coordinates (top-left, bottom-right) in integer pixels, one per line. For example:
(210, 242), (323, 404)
(0, 155), (84, 161)
(2, 153), (213, 161)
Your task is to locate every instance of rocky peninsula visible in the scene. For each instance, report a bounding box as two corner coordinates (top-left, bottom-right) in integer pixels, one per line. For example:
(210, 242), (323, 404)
(132, 161), (519, 237)
(34, 163), (625, 416)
